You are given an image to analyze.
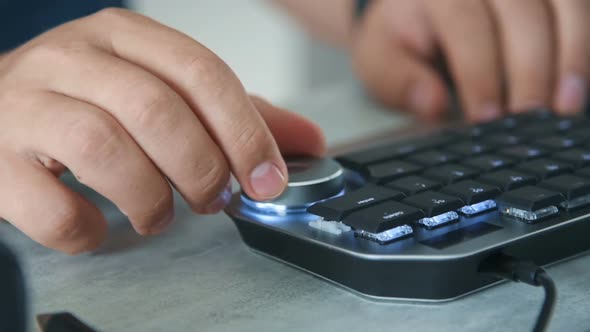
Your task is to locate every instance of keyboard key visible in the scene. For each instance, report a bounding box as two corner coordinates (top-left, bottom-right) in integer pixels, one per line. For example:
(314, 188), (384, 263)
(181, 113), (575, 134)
(336, 135), (454, 170)
(498, 145), (548, 161)
(479, 169), (537, 191)
(496, 185), (565, 213)
(513, 108), (555, 121)
(553, 148), (590, 168)
(516, 158), (573, 180)
(576, 167), (590, 179)
(406, 150), (458, 167)
(446, 123), (497, 138)
(307, 185), (405, 221)
(519, 116), (582, 134)
(366, 160), (423, 183)
(536, 136), (579, 151)
(446, 142), (492, 157)
(519, 123), (558, 136)
(385, 176), (442, 195)
(539, 175), (590, 210)
(571, 128), (590, 142)
(342, 201), (425, 233)
(488, 115), (520, 129)
(441, 180), (501, 205)
(403, 191), (464, 217)
(482, 133), (528, 146)
(553, 117), (588, 131)
(462, 154), (515, 172)
(424, 164), (479, 184)
(510, 108), (559, 122)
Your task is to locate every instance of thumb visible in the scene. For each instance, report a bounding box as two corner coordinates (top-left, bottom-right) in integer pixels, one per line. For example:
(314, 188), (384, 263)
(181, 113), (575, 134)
(250, 96), (326, 157)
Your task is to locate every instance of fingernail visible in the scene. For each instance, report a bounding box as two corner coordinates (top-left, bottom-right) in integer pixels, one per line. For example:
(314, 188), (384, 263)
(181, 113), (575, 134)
(204, 182), (232, 214)
(410, 81), (436, 116)
(250, 161), (286, 200)
(475, 103), (502, 122)
(557, 74), (587, 114)
(150, 209), (174, 235)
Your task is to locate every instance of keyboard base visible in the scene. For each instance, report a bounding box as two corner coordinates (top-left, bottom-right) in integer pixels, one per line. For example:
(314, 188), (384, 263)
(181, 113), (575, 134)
(227, 200), (590, 301)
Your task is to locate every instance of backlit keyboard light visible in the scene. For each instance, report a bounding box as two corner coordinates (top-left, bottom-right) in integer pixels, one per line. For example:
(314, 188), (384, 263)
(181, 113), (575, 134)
(500, 206), (558, 222)
(355, 225), (413, 244)
(458, 200), (497, 216)
(242, 199), (289, 215)
(559, 194), (590, 210)
(308, 219), (351, 235)
(417, 211), (459, 229)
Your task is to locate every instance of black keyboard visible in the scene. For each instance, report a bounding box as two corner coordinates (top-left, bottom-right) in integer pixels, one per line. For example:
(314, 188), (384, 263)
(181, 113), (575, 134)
(225, 110), (590, 301)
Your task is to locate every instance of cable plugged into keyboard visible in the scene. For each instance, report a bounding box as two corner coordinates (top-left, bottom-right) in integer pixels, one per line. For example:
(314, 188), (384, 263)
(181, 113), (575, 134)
(479, 253), (557, 332)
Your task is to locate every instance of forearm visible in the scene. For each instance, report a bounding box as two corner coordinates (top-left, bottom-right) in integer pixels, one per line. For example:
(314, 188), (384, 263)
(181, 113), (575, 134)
(271, 0), (354, 49)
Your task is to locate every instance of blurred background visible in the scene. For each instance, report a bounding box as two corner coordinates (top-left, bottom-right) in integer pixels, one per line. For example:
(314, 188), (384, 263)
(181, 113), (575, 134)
(129, 0), (356, 105)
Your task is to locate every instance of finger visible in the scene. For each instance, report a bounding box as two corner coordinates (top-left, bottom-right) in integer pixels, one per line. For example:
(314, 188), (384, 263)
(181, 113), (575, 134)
(36, 154), (66, 177)
(250, 96), (326, 157)
(426, 1), (503, 122)
(489, 0), (556, 113)
(550, 0), (590, 114)
(87, 9), (288, 201)
(0, 151), (107, 254)
(21, 47), (232, 214)
(352, 1), (448, 121)
(4, 92), (174, 235)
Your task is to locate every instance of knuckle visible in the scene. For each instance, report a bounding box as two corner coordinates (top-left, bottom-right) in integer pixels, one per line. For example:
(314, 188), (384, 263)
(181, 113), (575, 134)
(188, 158), (229, 207)
(22, 42), (84, 66)
(91, 8), (155, 35)
(231, 121), (272, 156)
(93, 7), (136, 22)
(47, 201), (85, 243)
(66, 112), (122, 166)
(443, 0), (479, 17)
(183, 54), (234, 92)
(129, 85), (180, 131)
(130, 188), (173, 227)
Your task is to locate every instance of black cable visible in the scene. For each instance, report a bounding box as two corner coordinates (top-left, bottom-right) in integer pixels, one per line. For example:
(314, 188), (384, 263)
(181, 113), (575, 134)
(533, 271), (557, 332)
(479, 253), (557, 332)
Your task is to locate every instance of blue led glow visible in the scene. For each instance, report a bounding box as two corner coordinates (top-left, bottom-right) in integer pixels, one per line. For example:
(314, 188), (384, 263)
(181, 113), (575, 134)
(417, 211), (459, 229)
(242, 199), (290, 215)
(355, 225), (413, 244)
(240, 189), (346, 215)
(459, 199), (497, 216)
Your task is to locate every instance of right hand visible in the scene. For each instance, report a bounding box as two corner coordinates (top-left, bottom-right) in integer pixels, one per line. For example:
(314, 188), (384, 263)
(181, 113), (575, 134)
(351, 0), (590, 122)
(0, 8), (326, 254)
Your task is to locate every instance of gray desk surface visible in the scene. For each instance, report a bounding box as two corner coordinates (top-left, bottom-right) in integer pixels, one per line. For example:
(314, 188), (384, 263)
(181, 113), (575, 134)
(1, 81), (589, 332)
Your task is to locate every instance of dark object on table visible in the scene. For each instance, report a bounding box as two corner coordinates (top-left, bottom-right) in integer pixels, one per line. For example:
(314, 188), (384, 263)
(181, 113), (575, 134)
(37, 312), (98, 332)
(0, 241), (26, 332)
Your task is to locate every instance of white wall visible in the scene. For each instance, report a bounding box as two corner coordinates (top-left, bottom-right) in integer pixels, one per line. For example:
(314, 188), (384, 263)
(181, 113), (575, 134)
(129, 0), (309, 103)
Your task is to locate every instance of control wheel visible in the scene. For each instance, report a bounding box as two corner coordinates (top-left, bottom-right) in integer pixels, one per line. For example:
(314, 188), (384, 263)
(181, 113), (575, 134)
(240, 157), (345, 214)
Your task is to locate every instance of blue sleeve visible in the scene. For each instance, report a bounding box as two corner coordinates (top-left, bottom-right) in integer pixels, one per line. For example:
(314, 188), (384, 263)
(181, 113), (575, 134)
(0, 0), (125, 52)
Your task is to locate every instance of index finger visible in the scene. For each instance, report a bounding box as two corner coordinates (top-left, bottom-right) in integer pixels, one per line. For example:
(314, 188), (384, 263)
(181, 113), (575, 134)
(87, 9), (288, 201)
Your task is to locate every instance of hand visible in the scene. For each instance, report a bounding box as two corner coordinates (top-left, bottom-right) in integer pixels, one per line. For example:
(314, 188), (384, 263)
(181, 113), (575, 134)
(0, 8), (325, 254)
(351, 0), (590, 122)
